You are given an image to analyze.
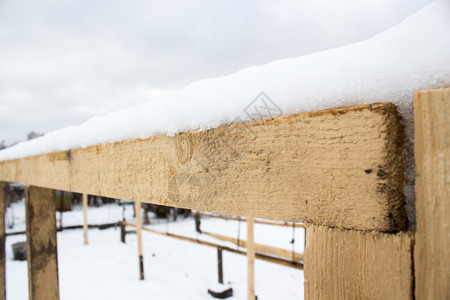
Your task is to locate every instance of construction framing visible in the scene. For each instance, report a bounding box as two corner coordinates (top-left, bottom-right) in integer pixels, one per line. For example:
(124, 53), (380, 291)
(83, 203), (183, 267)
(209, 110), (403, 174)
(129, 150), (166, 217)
(0, 87), (449, 299)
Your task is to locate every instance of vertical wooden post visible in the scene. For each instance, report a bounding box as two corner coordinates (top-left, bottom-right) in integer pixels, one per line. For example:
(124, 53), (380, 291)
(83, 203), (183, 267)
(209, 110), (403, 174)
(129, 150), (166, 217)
(82, 193), (88, 245)
(217, 247), (223, 284)
(0, 182), (6, 300)
(304, 224), (414, 299)
(58, 191), (63, 231)
(247, 217), (255, 300)
(414, 87), (450, 300)
(26, 186), (60, 300)
(195, 214), (201, 233)
(135, 201), (144, 280)
(120, 222), (126, 243)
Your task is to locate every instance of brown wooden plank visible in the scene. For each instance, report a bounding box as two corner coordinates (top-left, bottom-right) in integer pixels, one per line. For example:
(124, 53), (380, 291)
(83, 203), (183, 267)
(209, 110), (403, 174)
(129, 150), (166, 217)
(304, 224), (414, 300)
(203, 231), (303, 261)
(193, 211), (305, 227)
(135, 201), (144, 280)
(0, 103), (406, 231)
(26, 186), (59, 300)
(0, 182), (5, 300)
(247, 217), (255, 300)
(414, 87), (450, 299)
(82, 193), (88, 245)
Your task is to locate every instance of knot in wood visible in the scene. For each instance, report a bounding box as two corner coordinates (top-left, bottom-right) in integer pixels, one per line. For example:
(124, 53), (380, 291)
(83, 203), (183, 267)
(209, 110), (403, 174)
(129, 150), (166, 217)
(175, 134), (191, 165)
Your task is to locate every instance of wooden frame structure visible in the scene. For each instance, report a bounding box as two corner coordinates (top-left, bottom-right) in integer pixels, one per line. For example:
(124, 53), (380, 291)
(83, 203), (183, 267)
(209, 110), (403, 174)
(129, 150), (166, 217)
(0, 87), (449, 299)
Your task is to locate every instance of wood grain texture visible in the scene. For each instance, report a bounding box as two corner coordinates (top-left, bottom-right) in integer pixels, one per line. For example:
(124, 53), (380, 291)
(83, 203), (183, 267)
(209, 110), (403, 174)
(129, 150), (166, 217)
(304, 224), (414, 300)
(26, 186), (59, 300)
(414, 87), (450, 299)
(0, 183), (5, 300)
(0, 103), (406, 231)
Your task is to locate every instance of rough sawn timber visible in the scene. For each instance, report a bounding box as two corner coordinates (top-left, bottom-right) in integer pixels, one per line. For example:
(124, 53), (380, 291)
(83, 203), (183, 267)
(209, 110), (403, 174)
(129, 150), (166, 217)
(26, 186), (60, 300)
(0, 182), (5, 300)
(414, 87), (450, 299)
(0, 102), (405, 231)
(304, 224), (414, 300)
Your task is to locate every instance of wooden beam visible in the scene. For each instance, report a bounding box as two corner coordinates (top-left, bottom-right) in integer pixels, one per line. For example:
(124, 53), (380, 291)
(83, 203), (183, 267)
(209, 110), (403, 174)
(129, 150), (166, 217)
(120, 221), (303, 269)
(193, 211), (305, 228)
(0, 182), (5, 300)
(82, 193), (88, 245)
(217, 247), (224, 284)
(135, 201), (144, 280)
(414, 87), (450, 299)
(25, 186), (59, 300)
(119, 221), (303, 270)
(304, 224), (414, 300)
(247, 217), (255, 300)
(0, 103), (406, 231)
(203, 231), (303, 261)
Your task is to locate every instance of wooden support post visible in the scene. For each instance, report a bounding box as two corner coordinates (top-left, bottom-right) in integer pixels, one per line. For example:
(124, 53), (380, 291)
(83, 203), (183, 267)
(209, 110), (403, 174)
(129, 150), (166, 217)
(217, 247), (224, 284)
(195, 214), (201, 233)
(82, 193), (88, 245)
(0, 182), (5, 300)
(247, 217), (255, 300)
(414, 87), (450, 299)
(135, 201), (144, 280)
(120, 222), (126, 243)
(304, 224), (414, 300)
(26, 186), (60, 300)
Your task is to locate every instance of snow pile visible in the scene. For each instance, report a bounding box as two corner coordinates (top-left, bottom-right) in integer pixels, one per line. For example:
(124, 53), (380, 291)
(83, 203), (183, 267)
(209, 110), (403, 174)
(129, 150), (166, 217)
(0, 0), (449, 161)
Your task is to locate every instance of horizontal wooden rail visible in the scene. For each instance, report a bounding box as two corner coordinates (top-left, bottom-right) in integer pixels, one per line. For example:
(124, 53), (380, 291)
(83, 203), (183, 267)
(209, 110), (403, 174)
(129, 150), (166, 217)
(203, 231), (303, 261)
(193, 211), (305, 228)
(0, 103), (405, 231)
(120, 222), (303, 269)
(5, 222), (118, 236)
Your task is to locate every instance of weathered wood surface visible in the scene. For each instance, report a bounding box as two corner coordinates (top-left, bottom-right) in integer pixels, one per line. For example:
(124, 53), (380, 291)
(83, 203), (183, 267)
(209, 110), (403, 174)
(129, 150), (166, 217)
(0, 182), (5, 300)
(304, 224), (414, 300)
(414, 87), (450, 299)
(0, 103), (405, 231)
(26, 186), (59, 300)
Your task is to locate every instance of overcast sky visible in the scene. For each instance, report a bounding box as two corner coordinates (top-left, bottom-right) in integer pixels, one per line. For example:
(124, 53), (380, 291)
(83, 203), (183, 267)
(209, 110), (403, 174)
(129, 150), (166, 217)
(0, 0), (433, 145)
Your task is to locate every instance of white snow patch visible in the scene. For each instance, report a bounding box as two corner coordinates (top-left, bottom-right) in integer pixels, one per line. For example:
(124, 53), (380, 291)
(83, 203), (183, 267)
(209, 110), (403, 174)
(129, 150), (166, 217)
(6, 201), (305, 300)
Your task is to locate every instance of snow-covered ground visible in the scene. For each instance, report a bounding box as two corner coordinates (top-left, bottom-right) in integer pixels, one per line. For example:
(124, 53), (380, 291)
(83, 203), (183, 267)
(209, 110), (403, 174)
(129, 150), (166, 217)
(5, 200), (305, 299)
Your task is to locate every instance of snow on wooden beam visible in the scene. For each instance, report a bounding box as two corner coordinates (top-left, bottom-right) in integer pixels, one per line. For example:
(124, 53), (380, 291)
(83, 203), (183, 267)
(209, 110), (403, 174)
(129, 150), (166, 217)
(0, 102), (406, 231)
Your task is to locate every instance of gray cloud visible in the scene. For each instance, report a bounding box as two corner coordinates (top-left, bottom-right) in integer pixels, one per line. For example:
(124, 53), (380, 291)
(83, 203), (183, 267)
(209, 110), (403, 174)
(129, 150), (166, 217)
(0, 0), (432, 144)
